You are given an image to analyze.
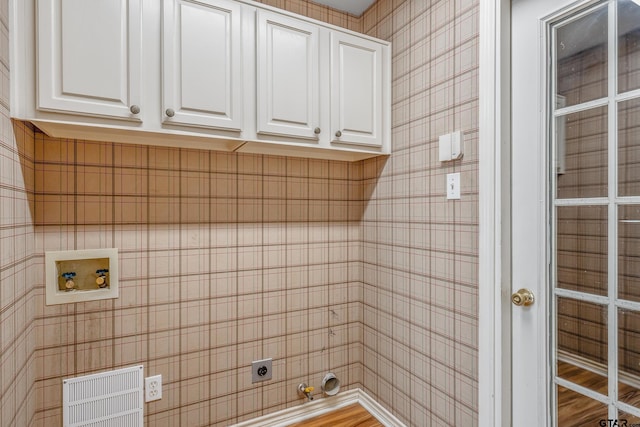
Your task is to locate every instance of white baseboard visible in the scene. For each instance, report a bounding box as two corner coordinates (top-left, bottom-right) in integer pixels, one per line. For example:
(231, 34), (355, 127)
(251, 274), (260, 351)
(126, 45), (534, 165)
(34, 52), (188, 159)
(230, 388), (406, 427)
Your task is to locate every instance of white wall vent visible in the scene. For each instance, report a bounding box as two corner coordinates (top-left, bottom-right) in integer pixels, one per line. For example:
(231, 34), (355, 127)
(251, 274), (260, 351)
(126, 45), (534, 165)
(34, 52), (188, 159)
(63, 365), (144, 427)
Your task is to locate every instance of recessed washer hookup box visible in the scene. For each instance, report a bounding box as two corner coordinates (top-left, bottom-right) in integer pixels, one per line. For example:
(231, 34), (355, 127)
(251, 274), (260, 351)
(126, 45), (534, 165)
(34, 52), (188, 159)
(45, 248), (119, 305)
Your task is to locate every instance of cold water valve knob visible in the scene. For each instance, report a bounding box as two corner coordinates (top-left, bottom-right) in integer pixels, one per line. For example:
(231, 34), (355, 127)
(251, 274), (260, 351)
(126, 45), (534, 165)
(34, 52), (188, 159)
(62, 272), (76, 291)
(96, 269), (109, 288)
(297, 383), (314, 401)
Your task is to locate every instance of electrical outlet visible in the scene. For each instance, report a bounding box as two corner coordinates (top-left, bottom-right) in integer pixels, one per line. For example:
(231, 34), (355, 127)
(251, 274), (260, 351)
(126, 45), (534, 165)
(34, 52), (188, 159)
(251, 358), (272, 383)
(145, 374), (162, 402)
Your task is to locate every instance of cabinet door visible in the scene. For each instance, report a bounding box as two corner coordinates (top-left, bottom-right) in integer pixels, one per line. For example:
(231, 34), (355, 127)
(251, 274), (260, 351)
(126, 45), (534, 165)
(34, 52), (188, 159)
(256, 10), (320, 140)
(37, 0), (142, 120)
(162, 0), (243, 131)
(331, 32), (384, 147)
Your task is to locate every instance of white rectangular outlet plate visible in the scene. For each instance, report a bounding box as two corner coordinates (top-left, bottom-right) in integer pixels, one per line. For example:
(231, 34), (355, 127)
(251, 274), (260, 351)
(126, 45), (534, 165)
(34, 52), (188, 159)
(145, 374), (162, 402)
(252, 358), (272, 383)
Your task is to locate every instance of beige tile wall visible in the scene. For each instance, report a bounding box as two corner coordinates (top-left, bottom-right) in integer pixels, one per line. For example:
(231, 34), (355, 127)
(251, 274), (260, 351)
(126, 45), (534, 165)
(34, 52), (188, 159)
(32, 136), (365, 426)
(360, 0), (479, 425)
(0, 120), (37, 427)
(0, 0), (39, 424)
(256, 0), (363, 31)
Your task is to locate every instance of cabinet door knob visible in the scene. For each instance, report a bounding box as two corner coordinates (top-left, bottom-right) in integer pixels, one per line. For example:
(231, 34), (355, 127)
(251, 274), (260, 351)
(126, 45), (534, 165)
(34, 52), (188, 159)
(166, 108), (175, 117)
(314, 127), (321, 135)
(335, 130), (342, 137)
(130, 105), (141, 114)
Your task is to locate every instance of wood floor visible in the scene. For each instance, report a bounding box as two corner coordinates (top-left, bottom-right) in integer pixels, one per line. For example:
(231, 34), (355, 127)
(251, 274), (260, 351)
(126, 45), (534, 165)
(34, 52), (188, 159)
(284, 363), (640, 427)
(288, 403), (383, 427)
(557, 360), (640, 426)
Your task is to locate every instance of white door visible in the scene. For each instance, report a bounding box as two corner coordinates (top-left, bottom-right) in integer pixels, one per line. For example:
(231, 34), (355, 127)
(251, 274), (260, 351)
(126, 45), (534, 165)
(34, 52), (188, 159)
(513, 0), (640, 425)
(162, 0), (243, 131)
(330, 32), (383, 147)
(256, 9), (320, 140)
(37, 0), (142, 120)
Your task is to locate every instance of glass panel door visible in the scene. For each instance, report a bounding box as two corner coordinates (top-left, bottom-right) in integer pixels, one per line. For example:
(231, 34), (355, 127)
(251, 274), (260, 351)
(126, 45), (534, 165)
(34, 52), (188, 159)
(551, 0), (640, 424)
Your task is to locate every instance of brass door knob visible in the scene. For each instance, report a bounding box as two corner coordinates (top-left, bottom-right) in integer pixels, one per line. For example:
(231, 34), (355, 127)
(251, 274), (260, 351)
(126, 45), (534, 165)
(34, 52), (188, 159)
(511, 288), (535, 306)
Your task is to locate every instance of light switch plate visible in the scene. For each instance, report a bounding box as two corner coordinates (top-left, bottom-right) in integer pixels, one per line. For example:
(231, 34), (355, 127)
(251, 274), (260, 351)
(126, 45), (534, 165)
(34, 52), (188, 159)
(447, 173), (461, 200)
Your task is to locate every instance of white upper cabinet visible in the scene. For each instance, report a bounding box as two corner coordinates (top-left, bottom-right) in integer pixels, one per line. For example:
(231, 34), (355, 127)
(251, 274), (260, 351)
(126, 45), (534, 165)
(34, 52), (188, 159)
(331, 32), (384, 147)
(14, 0), (390, 160)
(162, 0), (243, 131)
(37, 0), (142, 120)
(256, 9), (320, 140)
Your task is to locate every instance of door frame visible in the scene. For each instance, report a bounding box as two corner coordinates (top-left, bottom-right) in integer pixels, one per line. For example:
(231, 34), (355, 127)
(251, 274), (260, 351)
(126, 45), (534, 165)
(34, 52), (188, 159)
(478, 1), (512, 426)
